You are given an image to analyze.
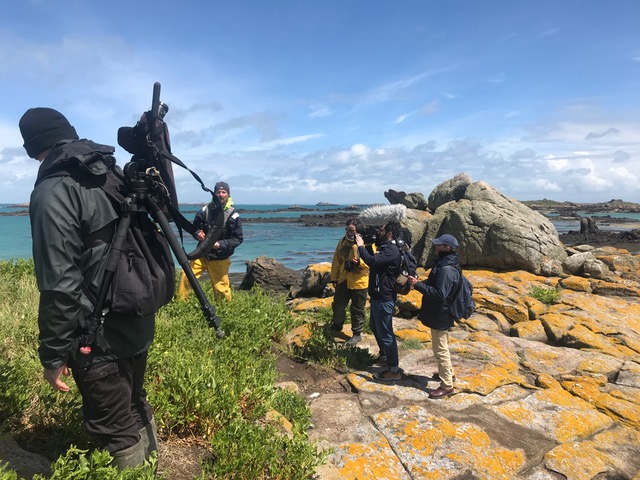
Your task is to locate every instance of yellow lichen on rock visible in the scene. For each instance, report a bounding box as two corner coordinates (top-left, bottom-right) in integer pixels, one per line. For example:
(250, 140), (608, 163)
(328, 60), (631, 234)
(558, 275), (592, 292)
(523, 296), (548, 319)
(477, 296), (529, 323)
(283, 324), (311, 348)
(291, 297), (333, 312)
(544, 425), (640, 480)
(544, 441), (609, 480)
(562, 377), (640, 428)
(494, 386), (614, 442)
(510, 319), (546, 341)
(373, 406), (526, 479)
(536, 373), (561, 389)
(591, 279), (640, 297)
(539, 312), (575, 343)
(337, 437), (408, 480)
(395, 328), (431, 343)
(562, 324), (629, 358)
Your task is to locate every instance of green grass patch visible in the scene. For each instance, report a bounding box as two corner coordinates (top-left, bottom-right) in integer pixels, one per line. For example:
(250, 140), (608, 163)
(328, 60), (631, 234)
(528, 285), (561, 304)
(290, 307), (375, 373)
(0, 260), (324, 479)
(400, 338), (424, 350)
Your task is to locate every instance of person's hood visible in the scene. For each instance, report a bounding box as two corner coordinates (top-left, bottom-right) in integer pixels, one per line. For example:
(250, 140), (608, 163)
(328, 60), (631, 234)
(36, 139), (115, 184)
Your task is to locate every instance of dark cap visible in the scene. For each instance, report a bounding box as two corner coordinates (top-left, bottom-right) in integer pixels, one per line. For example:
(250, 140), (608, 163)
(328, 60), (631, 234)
(432, 234), (459, 249)
(214, 181), (230, 194)
(19, 108), (79, 158)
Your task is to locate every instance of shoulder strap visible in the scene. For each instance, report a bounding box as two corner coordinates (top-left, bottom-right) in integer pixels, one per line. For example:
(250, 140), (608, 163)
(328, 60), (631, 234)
(442, 264), (463, 309)
(223, 207), (236, 224)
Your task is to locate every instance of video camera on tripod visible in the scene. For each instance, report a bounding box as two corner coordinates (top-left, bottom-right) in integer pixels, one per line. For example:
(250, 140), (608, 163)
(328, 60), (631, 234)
(80, 82), (226, 353)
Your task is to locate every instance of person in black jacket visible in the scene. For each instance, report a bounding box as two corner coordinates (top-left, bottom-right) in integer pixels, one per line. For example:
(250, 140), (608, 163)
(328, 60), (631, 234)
(178, 181), (243, 301)
(19, 108), (159, 469)
(355, 221), (402, 381)
(407, 234), (460, 398)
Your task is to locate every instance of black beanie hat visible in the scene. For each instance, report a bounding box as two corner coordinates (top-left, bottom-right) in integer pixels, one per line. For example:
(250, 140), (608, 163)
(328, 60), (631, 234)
(214, 181), (230, 194)
(19, 107), (79, 158)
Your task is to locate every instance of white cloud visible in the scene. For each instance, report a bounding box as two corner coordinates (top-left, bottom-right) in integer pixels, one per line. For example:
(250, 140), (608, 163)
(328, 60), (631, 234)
(308, 104), (331, 118)
(394, 112), (414, 124)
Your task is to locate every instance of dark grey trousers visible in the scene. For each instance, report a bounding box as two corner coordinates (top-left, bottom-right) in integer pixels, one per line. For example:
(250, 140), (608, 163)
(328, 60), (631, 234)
(331, 281), (367, 334)
(72, 352), (154, 453)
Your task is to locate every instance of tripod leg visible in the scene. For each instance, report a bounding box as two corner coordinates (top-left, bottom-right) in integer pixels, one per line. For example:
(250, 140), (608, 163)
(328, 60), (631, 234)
(80, 211), (132, 353)
(145, 197), (225, 337)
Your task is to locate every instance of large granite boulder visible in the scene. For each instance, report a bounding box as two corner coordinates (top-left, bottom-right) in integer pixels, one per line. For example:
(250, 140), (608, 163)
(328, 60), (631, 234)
(402, 208), (432, 252)
(291, 263), (332, 298)
(418, 177), (567, 276)
(563, 251), (611, 279)
(427, 172), (473, 211)
(239, 256), (302, 293)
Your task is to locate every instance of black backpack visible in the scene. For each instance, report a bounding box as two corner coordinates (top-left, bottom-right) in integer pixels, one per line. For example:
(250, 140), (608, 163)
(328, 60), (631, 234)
(393, 238), (418, 295)
(36, 142), (175, 318)
(96, 167), (175, 317)
(444, 265), (476, 321)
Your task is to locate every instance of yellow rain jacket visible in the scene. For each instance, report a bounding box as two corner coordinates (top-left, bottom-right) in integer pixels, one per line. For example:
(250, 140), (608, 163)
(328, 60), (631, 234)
(330, 237), (371, 290)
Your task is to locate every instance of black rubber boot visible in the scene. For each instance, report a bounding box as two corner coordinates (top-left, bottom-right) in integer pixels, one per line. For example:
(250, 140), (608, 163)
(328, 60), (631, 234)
(111, 437), (145, 471)
(139, 416), (158, 459)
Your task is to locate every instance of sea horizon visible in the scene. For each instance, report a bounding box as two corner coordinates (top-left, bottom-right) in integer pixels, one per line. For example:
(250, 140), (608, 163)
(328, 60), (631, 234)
(2, 203), (639, 273)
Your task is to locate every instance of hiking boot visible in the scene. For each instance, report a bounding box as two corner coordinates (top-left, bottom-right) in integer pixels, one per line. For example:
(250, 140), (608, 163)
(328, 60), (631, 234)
(329, 324), (342, 333)
(429, 387), (454, 399)
(374, 370), (403, 382)
(371, 355), (387, 366)
(346, 334), (362, 346)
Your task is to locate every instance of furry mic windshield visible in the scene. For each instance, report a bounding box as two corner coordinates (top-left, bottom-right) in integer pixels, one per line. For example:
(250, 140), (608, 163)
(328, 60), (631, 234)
(358, 204), (406, 225)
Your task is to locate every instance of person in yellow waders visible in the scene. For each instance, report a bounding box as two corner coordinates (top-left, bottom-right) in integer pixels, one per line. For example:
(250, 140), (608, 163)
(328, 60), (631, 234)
(178, 181), (243, 301)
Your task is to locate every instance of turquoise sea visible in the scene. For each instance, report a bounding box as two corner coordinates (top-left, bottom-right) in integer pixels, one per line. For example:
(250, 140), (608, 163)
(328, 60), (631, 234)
(2, 204), (639, 274)
(0, 204), (355, 274)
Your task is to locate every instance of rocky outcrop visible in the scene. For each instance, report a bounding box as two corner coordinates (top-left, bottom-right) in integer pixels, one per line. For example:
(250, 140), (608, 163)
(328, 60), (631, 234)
(427, 172), (473, 211)
(562, 251), (611, 279)
(287, 247), (640, 479)
(415, 176), (567, 276)
(292, 263), (333, 298)
(239, 256), (302, 293)
(384, 189), (428, 211)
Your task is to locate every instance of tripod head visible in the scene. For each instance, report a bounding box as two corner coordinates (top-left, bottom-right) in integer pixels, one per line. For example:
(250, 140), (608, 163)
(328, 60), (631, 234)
(118, 82), (179, 208)
(114, 82), (225, 338)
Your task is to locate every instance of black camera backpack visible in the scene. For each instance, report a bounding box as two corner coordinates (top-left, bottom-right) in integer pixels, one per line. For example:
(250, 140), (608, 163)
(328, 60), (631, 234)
(35, 140), (175, 318)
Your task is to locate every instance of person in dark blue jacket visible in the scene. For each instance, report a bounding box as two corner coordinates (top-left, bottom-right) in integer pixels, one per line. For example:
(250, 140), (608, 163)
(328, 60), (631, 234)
(178, 181), (243, 301)
(355, 222), (402, 381)
(407, 234), (460, 398)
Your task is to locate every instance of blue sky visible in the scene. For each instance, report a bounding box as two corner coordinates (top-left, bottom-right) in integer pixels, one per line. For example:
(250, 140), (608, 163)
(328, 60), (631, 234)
(1, 1), (639, 205)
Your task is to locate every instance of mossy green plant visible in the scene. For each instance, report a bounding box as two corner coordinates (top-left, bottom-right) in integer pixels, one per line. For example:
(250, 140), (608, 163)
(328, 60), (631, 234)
(529, 285), (561, 305)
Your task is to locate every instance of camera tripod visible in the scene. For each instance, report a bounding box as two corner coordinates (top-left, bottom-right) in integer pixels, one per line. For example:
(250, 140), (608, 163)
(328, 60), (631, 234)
(79, 84), (225, 355)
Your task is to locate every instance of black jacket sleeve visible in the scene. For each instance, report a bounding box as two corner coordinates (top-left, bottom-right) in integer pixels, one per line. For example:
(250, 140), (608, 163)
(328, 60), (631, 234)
(30, 177), (116, 369)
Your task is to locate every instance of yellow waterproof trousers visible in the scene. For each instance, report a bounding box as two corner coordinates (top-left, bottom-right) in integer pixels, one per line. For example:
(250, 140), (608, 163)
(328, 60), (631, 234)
(178, 257), (232, 301)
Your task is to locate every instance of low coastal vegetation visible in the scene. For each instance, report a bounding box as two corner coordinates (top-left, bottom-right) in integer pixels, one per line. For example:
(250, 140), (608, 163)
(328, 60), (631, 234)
(0, 259), (325, 479)
(528, 285), (562, 304)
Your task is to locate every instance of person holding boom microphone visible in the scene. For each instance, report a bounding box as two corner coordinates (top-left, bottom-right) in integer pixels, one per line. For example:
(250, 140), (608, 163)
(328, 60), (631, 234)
(19, 108), (160, 470)
(355, 220), (403, 381)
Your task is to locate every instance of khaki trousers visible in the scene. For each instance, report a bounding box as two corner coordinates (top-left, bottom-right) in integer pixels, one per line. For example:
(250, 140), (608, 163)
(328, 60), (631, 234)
(178, 257), (232, 301)
(431, 328), (454, 389)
